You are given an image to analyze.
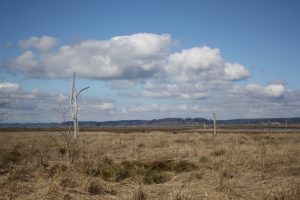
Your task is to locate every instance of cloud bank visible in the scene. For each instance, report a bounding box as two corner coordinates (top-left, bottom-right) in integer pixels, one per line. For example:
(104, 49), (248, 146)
(1, 33), (254, 101)
(2, 33), (249, 81)
(1, 33), (298, 122)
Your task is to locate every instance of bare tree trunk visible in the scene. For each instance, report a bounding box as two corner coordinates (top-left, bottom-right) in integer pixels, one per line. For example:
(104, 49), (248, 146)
(71, 73), (78, 139)
(70, 73), (89, 140)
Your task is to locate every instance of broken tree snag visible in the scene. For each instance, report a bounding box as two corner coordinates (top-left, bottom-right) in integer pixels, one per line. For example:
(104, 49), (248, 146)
(70, 73), (89, 140)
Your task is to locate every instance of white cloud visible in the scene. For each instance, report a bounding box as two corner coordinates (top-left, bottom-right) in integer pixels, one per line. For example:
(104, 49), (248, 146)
(167, 46), (222, 71)
(224, 62), (250, 80)
(140, 81), (207, 99)
(1, 81), (299, 123)
(8, 33), (172, 80)
(19, 36), (58, 51)
(133, 45), (249, 99)
(246, 83), (285, 98)
(3, 33), (251, 85)
(166, 46), (249, 82)
(2, 34), (251, 103)
(1, 33), (269, 108)
(93, 102), (115, 110)
(4, 33), (296, 122)
(265, 84), (285, 97)
(2, 51), (43, 77)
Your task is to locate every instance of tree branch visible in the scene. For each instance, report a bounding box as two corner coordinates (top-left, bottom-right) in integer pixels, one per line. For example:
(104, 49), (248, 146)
(77, 86), (90, 97)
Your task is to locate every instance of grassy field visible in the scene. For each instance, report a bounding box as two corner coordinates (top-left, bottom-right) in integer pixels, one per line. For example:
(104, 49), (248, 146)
(0, 129), (299, 199)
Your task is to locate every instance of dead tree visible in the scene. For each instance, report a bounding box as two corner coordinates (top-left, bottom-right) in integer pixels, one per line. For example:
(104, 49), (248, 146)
(70, 73), (89, 140)
(53, 106), (72, 165)
(54, 107), (69, 124)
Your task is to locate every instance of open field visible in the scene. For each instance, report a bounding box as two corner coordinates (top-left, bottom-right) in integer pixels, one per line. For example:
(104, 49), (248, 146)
(0, 129), (299, 199)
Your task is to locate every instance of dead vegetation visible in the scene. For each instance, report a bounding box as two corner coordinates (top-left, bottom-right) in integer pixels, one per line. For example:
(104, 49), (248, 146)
(0, 130), (299, 199)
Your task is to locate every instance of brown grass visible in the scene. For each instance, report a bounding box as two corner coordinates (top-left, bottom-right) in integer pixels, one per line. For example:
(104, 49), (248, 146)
(0, 130), (299, 199)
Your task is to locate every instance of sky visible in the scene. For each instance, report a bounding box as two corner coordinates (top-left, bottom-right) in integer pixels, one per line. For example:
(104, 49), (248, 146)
(0, 0), (300, 123)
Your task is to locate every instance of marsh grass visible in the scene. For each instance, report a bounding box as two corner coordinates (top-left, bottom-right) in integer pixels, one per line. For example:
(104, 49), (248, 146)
(0, 130), (299, 199)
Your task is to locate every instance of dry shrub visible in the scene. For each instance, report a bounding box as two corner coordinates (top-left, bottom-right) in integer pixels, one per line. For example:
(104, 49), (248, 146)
(78, 158), (121, 181)
(263, 185), (300, 200)
(7, 182), (34, 198)
(58, 147), (67, 157)
(143, 170), (170, 184)
(1, 148), (22, 165)
(211, 148), (226, 157)
(189, 171), (205, 180)
(148, 159), (175, 171)
(121, 160), (147, 172)
(199, 155), (209, 164)
(222, 167), (234, 179)
(87, 180), (116, 196)
(63, 193), (72, 200)
(0, 168), (9, 175)
(7, 168), (35, 182)
(115, 167), (131, 182)
(138, 143), (145, 148)
(175, 139), (185, 143)
(46, 181), (61, 199)
(77, 158), (198, 184)
(133, 186), (147, 200)
(174, 160), (198, 173)
(289, 166), (300, 176)
(115, 160), (147, 181)
(143, 159), (197, 184)
(87, 181), (106, 195)
(47, 163), (68, 179)
(60, 175), (78, 188)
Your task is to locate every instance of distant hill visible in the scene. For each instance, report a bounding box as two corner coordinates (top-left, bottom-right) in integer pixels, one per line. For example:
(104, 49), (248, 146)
(1, 117), (300, 128)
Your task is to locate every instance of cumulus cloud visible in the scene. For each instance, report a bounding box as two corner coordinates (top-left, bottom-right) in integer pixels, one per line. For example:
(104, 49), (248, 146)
(166, 46), (249, 82)
(2, 51), (43, 77)
(19, 36), (58, 51)
(2, 34), (250, 84)
(230, 83), (286, 101)
(3, 33), (172, 80)
(167, 46), (222, 71)
(224, 62), (250, 80)
(246, 83), (285, 98)
(1, 33), (256, 105)
(134, 45), (249, 99)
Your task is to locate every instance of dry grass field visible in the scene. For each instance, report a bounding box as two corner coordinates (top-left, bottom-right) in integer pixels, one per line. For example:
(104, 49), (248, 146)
(0, 129), (299, 199)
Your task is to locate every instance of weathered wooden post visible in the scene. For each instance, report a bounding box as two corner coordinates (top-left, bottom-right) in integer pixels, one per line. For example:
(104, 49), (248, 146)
(213, 112), (217, 135)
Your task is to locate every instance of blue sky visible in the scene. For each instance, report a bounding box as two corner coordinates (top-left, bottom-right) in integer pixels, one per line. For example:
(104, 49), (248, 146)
(0, 0), (300, 122)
